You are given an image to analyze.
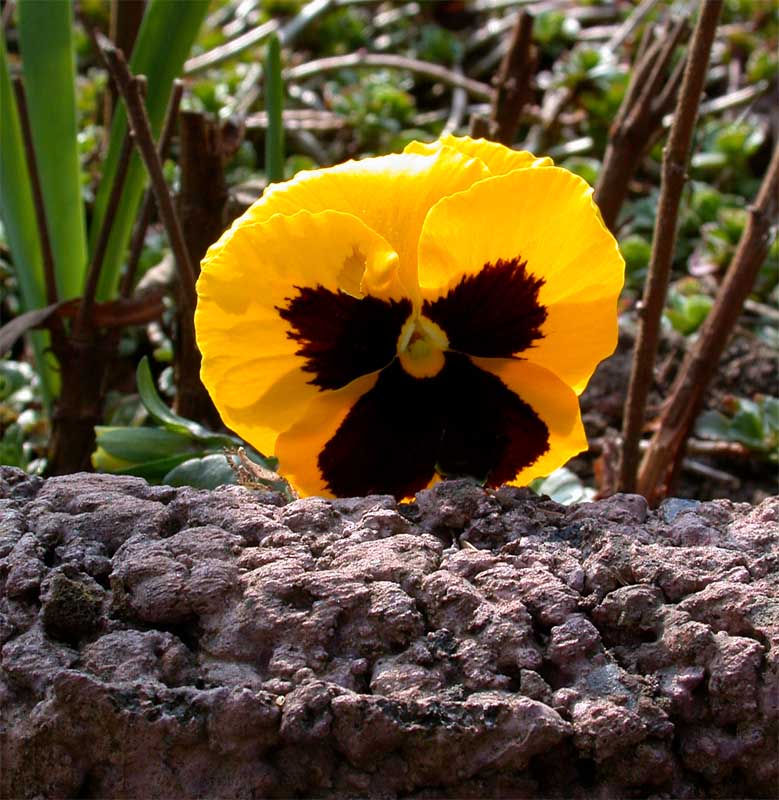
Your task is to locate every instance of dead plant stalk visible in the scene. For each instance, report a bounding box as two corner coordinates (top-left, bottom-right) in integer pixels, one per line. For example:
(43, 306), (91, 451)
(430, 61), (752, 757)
(594, 15), (688, 232)
(638, 143), (779, 498)
(618, 0), (723, 494)
(95, 33), (198, 320)
(488, 10), (535, 145)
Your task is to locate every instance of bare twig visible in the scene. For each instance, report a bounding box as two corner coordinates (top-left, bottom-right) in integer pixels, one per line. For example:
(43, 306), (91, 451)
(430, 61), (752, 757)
(594, 15), (689, 232)
(488, 10), (535, 145)
(285, 54), (493, 101)
(184, 18), (278, 73)
(744, 298), (779, 322)
(2, 0), (16, 29)
(592, 435), (752, 460)
(78, 81), (146, 336)
(120, 79), (184, 298)
(524, 85), (573, 153)
(104, 0), (146, 127)
(11, 77), (59, 308)
(245, 108), (346, 132)
(185, 0), (334, 74)
(174, 109), (227, 425)
(95, 33), (197, 320)
(674, 80), (771, 124)
(607, 0), (662, 51)
(469, 113), (491, 138)
(618, 0), (723, 494)
(443, 66), (468, 136)
(681, 458), (740, 487)
(637, 143), (779, 499)
(633, 13), (655, 65)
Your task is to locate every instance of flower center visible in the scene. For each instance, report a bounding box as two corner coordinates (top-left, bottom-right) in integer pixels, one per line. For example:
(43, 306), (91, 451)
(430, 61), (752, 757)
(397, 315), (449, 378)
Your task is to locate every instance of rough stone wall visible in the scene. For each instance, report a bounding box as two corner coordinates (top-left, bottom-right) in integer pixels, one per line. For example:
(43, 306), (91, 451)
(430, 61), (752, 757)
(0, 466), (776, 799)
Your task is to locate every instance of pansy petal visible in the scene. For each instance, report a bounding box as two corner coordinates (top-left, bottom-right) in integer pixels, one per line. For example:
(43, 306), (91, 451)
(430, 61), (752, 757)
(196, 209), (410, 454)
(417, 167), (623, 388)
(278, 361), (445, 499)
(276, 352), (580, 500)
(225, 149), (490, 300)
(274, 371), (392, 498)
(405, 134), (552, 175)
(434, 354), (551, 486)
(525, 294), (620, 395)
(469, 356), (588, 486)
(418, 166), (624, 307)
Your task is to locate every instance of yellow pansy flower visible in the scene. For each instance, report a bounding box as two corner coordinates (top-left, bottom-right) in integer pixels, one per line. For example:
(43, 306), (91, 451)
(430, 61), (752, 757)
(195, 135), (625, 499)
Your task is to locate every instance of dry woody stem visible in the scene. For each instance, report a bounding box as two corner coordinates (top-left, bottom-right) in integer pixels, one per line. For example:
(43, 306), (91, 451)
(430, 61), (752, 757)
(77, 82), (144, 337)
(638, 143), (779, 498)
(95, 32), (198, 320)
(618, 0), (723, 494)
(173, 109), (228, 426)
(594, 15), (689, 232)
(488, 11), (535, 145)
(120, 80), (185, 298)
(286, 54), (493, 101)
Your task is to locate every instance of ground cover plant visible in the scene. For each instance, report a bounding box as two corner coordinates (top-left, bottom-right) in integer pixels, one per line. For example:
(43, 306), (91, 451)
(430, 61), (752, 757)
(0, 0), (776, 504)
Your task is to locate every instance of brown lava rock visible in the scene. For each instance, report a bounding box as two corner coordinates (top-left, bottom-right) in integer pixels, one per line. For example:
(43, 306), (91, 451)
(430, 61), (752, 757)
(0, 467), (777, 798)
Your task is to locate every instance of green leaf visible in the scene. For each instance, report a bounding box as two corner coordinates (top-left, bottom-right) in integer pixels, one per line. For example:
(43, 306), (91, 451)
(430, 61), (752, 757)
(0, 423), (29, 469)
(729, 409), (765, 450)
(0, 32), (57, 405)
(696, 398), (778, 461)
(695, 410), (732, 441)
(761, 397), (779, 434)
(665, 293), (713, 335)
(134, 358), (278, 464)
(17, 0), (87, 301)
(135, 357), (216, 440)
(95, 425), (198, 463)
(0, 360), (33, 400)
(164, 454), (237, 489)
(90, 0), (210, 300)
(95, 450), (201, 482)
(264, 33), (285, 184)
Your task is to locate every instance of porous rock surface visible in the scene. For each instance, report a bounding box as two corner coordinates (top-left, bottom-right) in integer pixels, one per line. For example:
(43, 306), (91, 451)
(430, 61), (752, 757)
(0, 466), (776, 799)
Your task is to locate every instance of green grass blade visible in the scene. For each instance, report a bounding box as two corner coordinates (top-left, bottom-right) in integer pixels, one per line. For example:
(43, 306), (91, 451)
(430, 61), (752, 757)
(17, 0), (87, 301)
(264, 33), (285, 184)
(0, 31), (57, 405)
(90, 0), (210, 301)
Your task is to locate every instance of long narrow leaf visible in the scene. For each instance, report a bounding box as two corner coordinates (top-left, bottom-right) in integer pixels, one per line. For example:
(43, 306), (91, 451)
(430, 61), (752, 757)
(90, 0), (209, 301)
(136, 356), (216, 440)
(264, 34), (285, 184)
(0, 32), (57, 405)
(17, 0), (87, 301)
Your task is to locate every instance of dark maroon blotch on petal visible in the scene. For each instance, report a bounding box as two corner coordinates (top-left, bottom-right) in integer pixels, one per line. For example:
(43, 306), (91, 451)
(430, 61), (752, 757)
(318, 353), (549, 498)
(277, 287), (411, 390)
(424, 257), (547, 358)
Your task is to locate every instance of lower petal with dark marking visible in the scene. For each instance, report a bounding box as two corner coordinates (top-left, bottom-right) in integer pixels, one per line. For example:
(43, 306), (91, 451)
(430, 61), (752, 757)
(318, 353), (550, 498)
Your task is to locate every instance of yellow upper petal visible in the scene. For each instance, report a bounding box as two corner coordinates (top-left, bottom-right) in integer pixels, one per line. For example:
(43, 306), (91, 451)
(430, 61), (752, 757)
(416, 166), (624, 390)
(217, 148), (491, 304)
(405, 134), (552, 175)
(196, 209), (401, 454)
